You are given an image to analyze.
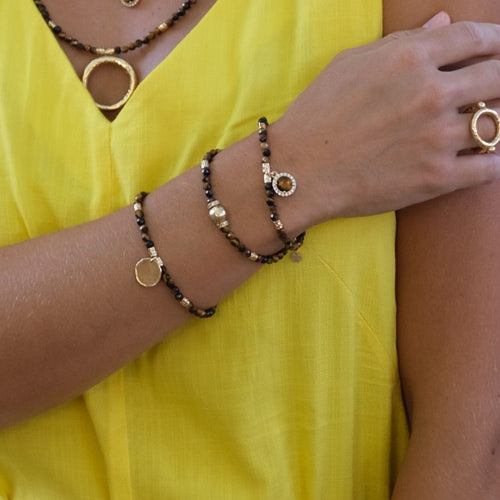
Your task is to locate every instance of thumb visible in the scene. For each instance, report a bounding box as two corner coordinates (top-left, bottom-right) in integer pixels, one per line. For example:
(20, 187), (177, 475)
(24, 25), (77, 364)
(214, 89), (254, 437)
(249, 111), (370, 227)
(423, 11), (451, 29)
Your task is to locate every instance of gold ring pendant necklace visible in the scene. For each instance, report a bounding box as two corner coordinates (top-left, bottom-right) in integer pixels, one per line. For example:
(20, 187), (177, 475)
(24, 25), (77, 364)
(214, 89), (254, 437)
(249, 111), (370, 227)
(33, 0), (197, 110)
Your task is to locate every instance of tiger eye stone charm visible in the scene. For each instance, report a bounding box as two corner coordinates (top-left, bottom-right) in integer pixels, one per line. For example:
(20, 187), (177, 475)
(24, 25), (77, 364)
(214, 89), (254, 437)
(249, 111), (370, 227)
(272, 172), (296, 197)
(277, 176), (293, 192)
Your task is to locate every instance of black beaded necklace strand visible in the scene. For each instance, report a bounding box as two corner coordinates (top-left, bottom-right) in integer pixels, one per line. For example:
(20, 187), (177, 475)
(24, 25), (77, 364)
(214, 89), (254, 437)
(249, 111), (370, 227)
(33, 0), (197, 110)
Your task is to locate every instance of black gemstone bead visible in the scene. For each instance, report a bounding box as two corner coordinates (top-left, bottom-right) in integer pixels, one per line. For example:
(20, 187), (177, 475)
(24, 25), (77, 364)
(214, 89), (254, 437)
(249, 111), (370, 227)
(264, 182), (273, 190)
(175, 293), (183, 301)
(266, 200), (275, 207)
(258, 117), (269, 126)
(53, 25), (62, 34)
(202, 167), (210, 176)
(114, 46), (121, 54)
(263, 149), (271, 157)
(205, 189), (213, 198)
(259, 135), (268, 142)
(145, 241), (155, 248)
(270, 213), (278, 221)
(136, 217), (145, 226)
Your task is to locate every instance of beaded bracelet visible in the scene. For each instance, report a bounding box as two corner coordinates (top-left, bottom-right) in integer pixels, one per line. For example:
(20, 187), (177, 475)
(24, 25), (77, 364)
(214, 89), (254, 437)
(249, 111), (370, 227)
(133, 192), (216, 318)
(202, 150), (304, 264)
(258, 117), (304, 262)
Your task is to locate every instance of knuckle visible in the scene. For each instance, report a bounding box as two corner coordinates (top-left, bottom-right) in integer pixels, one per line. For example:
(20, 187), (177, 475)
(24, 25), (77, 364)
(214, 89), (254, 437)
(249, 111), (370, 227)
(414, 77), (449, 112)
(385, 29), (413, 42)
(398, 39), (430, 67)
(426, 124), (449, 150)
(421, 159), (454, 195)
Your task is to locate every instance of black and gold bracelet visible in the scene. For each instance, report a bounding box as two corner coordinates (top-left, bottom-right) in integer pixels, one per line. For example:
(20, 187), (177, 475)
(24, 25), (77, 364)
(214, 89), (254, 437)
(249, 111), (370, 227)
(258, 117), (305, 262)
(202, 150), (304, 264)
(133, 192), (216, 318)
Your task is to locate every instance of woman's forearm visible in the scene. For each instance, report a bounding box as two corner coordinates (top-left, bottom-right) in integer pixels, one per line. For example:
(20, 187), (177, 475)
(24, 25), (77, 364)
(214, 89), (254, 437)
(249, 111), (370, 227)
(387, 0), (500, 497)
(0, 132), (301, 429)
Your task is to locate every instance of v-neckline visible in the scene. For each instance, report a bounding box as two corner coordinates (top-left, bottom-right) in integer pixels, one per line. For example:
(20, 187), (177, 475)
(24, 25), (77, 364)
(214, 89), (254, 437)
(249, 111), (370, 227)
(27, 0), (224, 128)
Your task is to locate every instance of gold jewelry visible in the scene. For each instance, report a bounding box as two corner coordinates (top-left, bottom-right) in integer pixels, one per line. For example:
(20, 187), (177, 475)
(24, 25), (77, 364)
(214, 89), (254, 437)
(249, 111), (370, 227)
(133, 192), (217, 318)
(468, 101), (500, 153)
(121, 0), (141, 6)
(82, 56), (137, 111)
(33, 0), (197, 110)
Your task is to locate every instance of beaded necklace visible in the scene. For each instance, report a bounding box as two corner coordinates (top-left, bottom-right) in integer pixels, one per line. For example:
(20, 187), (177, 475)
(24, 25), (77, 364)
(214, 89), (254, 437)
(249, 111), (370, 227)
(33, 0), (197, 110)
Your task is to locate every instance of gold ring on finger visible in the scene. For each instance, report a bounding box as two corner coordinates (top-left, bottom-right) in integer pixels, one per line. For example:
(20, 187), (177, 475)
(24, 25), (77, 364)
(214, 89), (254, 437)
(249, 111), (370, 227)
(468, 101), (500, 154)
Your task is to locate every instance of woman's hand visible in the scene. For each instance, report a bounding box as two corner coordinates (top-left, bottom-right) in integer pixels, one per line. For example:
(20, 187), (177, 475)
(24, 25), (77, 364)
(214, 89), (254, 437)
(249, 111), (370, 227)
(274, 18), (500, 225)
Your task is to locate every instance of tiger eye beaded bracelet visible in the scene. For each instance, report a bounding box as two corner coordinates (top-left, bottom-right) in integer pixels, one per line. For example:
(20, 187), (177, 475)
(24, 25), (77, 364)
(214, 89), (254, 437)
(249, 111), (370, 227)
(134, 192), (216, 318)
(258, 117), (305, 262)
(202, 149), (305, 263)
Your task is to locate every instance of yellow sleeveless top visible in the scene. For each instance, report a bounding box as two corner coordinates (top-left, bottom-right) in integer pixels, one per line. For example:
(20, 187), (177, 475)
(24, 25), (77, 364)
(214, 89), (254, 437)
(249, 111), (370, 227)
(0, 1), (408, 498)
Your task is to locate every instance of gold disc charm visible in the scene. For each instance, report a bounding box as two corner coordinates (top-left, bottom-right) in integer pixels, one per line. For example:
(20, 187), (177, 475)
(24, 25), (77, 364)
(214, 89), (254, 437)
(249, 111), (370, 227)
(121, 0), (141, 7)
(135, 257), (162, 287)
(82, 56), (137, 111)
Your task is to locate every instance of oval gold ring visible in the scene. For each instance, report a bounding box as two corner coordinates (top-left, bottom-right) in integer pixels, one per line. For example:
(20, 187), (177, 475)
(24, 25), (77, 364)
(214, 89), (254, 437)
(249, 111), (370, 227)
(469, 101), (500, 153)
(82, 56), (137, 111)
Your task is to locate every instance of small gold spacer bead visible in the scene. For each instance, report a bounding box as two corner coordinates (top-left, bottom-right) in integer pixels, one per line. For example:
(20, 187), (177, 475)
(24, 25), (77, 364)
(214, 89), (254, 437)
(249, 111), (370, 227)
(249, 252), (259, 262)
(180, 297), (192, 308)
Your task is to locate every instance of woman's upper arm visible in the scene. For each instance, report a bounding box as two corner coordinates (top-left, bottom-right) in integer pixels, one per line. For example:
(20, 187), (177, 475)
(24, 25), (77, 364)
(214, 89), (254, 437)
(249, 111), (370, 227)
(385, 0), (500, 497)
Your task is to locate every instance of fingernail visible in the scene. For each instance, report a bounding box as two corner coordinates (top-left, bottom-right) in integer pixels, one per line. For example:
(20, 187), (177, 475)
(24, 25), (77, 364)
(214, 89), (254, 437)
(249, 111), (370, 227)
(423, 11), (450, 29)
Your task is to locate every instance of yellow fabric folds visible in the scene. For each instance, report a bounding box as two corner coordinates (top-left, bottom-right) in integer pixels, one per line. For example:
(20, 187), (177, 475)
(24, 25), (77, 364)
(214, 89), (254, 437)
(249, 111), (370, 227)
(0, 1), (408, 498)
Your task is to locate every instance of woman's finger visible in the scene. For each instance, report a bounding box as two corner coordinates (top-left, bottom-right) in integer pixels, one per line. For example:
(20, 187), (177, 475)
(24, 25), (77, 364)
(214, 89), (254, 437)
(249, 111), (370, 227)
(454, 153), (500, 190)
(446, 59), (500, 106)
(345, 12), (450, 56)
(419, 22), (500, 68)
